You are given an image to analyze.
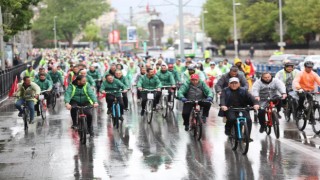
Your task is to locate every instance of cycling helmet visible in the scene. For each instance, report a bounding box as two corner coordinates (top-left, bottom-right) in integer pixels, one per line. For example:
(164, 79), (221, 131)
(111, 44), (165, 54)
(304, 61), (314, 68)
(188, 64), (196, 71)
(283, 59), (294, 67)
(210, 61), (216, 65)
(168, 64), (174, 68)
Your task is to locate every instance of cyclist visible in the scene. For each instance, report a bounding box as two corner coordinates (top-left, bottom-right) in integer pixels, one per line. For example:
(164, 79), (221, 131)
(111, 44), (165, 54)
(203, 58), (212, 69)
(219, 77), (259, 141)
(133, 66), (146, 101)
(114, 70), (130, 111)
(223, 59), (232, 70)
(174, 59), (183, 74)
(293, 61), (320, 118)
(100, 74), (127, 118)
(79, 69), (96, 88)
(137, 68), (162, 116)
(156, 64), (176, 102)
(205, 62), (222, 80)
(234, 58), (251, 88)
(35, 73), (53, 115)
(178, 74), (213, 131)
(103, 63), (117, 77)
(252, 72), (287, 133)
(20, 65), (36, 81)
(35, 67), (52, 82)
(68, 65), (80, 84)
(215, 66), (249, 95)
(216, 60), (229, 74)
(87, 65), (102, 93)
(65, 75), (98, 135)
(182, 64), (206, 83)
(48, 66), (64, 97)
(15, 76), (41, 124)
(168, 64), (181, 85)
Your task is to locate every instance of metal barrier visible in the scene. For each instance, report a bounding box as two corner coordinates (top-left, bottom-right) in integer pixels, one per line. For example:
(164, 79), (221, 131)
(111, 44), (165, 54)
(0, 63), (28, 99)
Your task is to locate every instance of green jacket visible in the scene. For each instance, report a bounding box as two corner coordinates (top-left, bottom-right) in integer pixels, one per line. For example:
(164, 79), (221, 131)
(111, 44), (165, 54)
(156, 70), (175, 86)
(137, 75), (162, 91)
(177, 80), (213, 100)
(169, 69), (181, 83)
(16, 82), (41, 103)
(35, 73), (52, 82)
(48, 71), (63, 84)
(100, 79), (126, 97)
(35, 79), (53, 91)
(174, 64), (183, 73)
(115, 76), (129, 89)
(64, 83), (97, 104)
(87, 70), (101, 81)
(86, 75), (96, 87)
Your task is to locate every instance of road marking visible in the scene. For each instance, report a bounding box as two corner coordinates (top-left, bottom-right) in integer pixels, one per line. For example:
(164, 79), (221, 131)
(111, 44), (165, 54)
(279, 138), (320, 161)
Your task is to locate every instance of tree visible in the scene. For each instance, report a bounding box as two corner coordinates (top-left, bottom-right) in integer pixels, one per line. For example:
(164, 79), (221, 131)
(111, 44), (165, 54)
(33, 0), (109, 47)
(167, 37), (173, 46)
(1, 0), (40, 41)
(82, 24), (101, 42)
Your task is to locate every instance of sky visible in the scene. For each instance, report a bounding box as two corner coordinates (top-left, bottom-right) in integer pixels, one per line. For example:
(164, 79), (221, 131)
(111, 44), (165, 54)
(111, 0), (207, 25)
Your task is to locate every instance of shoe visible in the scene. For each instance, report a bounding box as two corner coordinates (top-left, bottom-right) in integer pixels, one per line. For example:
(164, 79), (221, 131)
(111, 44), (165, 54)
(184, 125), (189, 131)
(107, 109), (112, 115)
(89, 131), (95, 137)
(259, 125), (266, 133)
(277, 112), (282, 119)
(71, 125), (78, 129)
(249, 138), (254, 142)
(124, 108), (129, 111)
(309, 120), (315, 125)
(140, 109), (145, 116)
(18, 112), (23, 117)
(225, 129), (231, 136)
(202, 116), (207, 124)
(29, 119), (34, 124)
(37, 111), (40, 116)
(119, 116), (124, 121)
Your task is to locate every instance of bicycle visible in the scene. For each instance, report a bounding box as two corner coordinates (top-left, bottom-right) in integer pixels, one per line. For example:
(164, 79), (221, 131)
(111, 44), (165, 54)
(51, 83), (60, 109)
(185, 100), (209, 141)
(104, 91), (124, 129)
(39, 90), (50, 121)
(72, 105), (93, 144)
(142, 89), (157, 124)
(14, 96), (33, 130)
(160, 86), (173, 118)
(228, 107), (254, 155)
(294, 91), (320, 134)
(283, 93), (297, 122)
(261, 96), (282, 139)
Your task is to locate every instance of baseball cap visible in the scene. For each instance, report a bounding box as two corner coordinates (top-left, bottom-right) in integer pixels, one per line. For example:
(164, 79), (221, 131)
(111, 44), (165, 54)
(229, 77), (239, 83)
(190, 74), (199, 80)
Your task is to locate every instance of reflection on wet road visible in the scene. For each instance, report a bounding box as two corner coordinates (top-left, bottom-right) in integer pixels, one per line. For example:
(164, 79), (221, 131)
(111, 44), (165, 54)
(0, 97), (320, 179)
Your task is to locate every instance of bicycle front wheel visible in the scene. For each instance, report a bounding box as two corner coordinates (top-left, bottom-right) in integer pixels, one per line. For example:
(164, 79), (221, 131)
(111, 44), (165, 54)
(52, 92), (57, 109)
(295, 109), (307, 131)
(78, 117), (87, 144)
(146, 100), (153, 124)
(23, 108), (29, 130)
(230, 124), (238, 151)
(312, 106), (320, 134)
(239, 122), (250, 155)
(265, 113), (272, 135)
(40, 102), (46, 121)
(162, 96), (168, 118)
(113, 104), (119, 129)
(169, 93), (175, 111)
(193, 115), (202, 141)
(272, 111), (280, 139)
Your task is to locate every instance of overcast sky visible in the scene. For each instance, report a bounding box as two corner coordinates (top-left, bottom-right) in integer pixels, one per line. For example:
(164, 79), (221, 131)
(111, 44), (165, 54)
(111, 0), (206, 25)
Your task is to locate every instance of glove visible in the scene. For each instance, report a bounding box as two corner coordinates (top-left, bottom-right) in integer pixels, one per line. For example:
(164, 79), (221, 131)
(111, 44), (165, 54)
(298, 89), (304, 93)
(181, 97), (188, 103)
(207, 97), (213, 102)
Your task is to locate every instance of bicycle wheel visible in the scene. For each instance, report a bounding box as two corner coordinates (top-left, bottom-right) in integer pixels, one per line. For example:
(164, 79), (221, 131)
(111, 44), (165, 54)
(193, 115), (202, 141)
(284, 100), (292, 122)
(78, 117), (87, 144)
(22, 108), (29, 130)
(253, 110), (258, 123)
(229, 124), (238, 151)
(52, 92), (57, 109)
(146, 100), (153, 124)
(162, 96), (168, 118)
(272, 111), (280, 139)
(40, 101), (47, 121)
(239, 122), (250, 155)
(295, 109), (307, 131)
(265, 113), (272, 135)
(312, 106), (320, 134)
(113, 104), (119, 129)
(169, 93), (175, 111)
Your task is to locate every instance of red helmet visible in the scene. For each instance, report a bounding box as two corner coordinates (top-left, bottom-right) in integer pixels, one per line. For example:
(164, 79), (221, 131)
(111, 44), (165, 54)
(168, 64), (174, 68)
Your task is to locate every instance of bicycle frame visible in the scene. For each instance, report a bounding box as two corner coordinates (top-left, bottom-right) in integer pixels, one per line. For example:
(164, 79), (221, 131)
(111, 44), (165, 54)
(236, 115), (247, 139)
(265, 99), (279, 127)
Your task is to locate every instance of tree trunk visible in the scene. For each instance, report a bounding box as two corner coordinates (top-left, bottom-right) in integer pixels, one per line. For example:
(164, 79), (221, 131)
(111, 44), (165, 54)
(63, 30), (73, 48)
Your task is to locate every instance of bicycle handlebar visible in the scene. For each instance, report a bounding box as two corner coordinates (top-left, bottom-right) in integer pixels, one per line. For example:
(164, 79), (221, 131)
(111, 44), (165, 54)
(184, 100), (211, 104)
(71, 105), (93, 109)
(228, 106), (254, 111)
(141, 89), (158, 92)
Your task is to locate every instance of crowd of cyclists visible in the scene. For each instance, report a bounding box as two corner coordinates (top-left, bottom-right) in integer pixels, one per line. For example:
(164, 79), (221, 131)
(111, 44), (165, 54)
(14, 48), (320, 141)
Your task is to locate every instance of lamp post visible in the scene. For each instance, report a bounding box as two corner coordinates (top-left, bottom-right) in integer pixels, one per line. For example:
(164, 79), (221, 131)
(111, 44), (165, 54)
(53, 16), (57, 49)
(0, 6), (5, 70)
(233, 0), (241, 58)
(201, 10), (208, 53)
(152, 26), (156, 48)
(278, 0), (285, 52)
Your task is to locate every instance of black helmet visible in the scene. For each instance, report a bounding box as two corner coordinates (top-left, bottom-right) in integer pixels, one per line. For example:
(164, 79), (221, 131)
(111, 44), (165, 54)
(283, 59), (294, 67)
(304, 61), (314, 68)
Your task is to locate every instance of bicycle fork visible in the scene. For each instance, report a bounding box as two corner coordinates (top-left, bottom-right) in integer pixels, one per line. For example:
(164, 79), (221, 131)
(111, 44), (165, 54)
(112, 103), (121, 117)
(236, 117), (246, 139)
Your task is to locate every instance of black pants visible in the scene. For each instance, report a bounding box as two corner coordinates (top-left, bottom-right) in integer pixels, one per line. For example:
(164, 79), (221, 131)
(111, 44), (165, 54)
(182, 102), (211, 126)
(95, 80), (101, 93)
(70, 100), (93, 131)
(226, 110), (252, 136)
(297, 92), (313, 111)
(105, 94), (124, 115)
(137, 88), (141, 99)
(122, 92), (128, 109)
(141, 92), (161, 110)
(35, 92), (51, 113)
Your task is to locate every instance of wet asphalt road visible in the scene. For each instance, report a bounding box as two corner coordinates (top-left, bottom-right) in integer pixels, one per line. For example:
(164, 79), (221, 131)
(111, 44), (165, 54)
(0, 95), (320, 180)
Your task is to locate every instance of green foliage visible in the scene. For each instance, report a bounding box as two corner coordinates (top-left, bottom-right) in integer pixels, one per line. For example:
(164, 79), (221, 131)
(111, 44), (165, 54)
(82, 24), (101, 42)
(167, 37), (173, 45)
(1, 0), (40, 40)
(33, 0), (109, 47)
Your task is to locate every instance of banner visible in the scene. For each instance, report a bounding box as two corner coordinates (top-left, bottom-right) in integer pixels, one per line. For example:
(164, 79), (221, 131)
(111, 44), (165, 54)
(127, 26), (137, 43)
(108, 30), (120, 44)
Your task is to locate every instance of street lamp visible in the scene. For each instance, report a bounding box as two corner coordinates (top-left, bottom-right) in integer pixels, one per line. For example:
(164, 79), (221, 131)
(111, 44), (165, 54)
(201, 10), (208, 53)
(233, 0), (241, 58)
(278, 0), (285, 52)
(53, 16), (57, 49)
(152, 26), (156, 48)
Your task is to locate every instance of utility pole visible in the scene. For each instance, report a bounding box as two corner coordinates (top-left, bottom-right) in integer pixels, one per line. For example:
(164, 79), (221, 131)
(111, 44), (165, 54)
(0, 6), (5, 70)
(54, 16), (57, 49)
(278, 0), (285, 52)
(153, 26), (156, 47)
(178, 0), (185, 60)
(130, 6), (133, 26)
(232, 0), (239, 58)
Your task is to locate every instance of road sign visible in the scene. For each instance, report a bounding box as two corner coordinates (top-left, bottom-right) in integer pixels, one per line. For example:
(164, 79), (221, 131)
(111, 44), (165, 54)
(278, 42), (286, 47)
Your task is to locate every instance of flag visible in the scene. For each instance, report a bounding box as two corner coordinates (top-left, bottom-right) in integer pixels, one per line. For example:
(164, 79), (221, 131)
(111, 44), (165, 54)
(146, 3), (150, 13)
(64, 74), (69, 88)
(8, 76), (18, 97)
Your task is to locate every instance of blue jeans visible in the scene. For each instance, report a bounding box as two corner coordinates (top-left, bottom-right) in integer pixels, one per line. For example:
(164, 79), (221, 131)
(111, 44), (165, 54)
(15, 99), (35, 120)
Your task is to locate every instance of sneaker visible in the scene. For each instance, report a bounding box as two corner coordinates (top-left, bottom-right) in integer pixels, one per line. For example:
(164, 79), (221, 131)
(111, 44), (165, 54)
(71, 125), (78, 130)
(202, 116), (207, 124)
(107, 109), (112, 115)
(184, 125), (189, 131)
(89, 131), (95, 137)
(259, 125), (266, 133)
(37, 111), (40, 116)
(249, 138), (254, 142)
(18, 112), (23, 117)
(140, 109), (145, 116)
(119, 116), (124, 121)
(225, 129), (231, 136)
(124, 108), (129, 111)
(277, 112), (282, 119)
(29, 119), (34, 124)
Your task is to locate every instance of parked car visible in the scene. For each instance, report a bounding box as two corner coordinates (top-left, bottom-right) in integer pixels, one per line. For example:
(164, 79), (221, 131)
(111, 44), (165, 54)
(268, 54), (295, 65)
(287, 55), (307, 66)
(299, 55), (320, 70)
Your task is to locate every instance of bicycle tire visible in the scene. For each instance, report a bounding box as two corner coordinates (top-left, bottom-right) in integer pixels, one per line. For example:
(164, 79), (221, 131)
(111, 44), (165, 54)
(22, 108), (28, 130)
(114, 104), (119, 129)
(295, 109), (307, 131)
(239, 122), (250, 155)
(272, 111), (280, 139)
(40, 101), (46, 121)
(284, 100), (292, 122)
(162, 96), (168, 118)
(147, 100), (153, 124)
(230, 124), (238, 151)
(52, 92), (57, 109)
(194, 115), (202, 141)
(312, 106), (320, 134)
(78, 117), (87, 144)
(169, 93), (175, 111)
(254, 110), (258, 123)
